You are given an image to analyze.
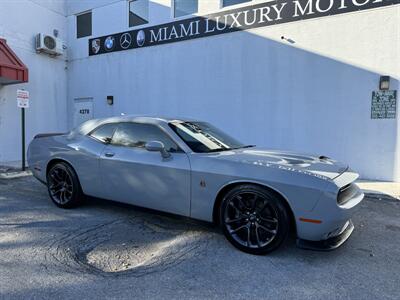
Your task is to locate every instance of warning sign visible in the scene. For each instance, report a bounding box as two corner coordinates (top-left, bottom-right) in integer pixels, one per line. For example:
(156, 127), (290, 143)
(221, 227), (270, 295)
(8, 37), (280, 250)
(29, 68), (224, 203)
(371, 90), (397, 119)
(17, 89), (29, 108)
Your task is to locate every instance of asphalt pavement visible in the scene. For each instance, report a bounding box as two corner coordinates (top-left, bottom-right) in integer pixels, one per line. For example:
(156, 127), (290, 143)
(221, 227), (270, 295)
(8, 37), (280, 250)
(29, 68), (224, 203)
(0, 176), (399, 299)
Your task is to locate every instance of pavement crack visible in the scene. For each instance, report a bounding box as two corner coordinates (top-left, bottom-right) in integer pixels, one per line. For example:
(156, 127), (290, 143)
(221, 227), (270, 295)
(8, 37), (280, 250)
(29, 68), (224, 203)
(41, 215), (213, 278)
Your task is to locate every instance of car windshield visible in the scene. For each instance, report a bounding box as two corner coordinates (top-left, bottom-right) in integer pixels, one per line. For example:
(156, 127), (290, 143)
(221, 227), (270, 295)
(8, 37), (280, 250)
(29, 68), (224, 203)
(169, 121), (252, 153)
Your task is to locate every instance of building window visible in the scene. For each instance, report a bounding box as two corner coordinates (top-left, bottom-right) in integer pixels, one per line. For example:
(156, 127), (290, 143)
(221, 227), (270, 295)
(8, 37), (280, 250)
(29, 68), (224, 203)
(129, 0), (149, 27)
(222, 0), (251, 7)
(173, 0), (198, 18)
(76, 11), (92, 38)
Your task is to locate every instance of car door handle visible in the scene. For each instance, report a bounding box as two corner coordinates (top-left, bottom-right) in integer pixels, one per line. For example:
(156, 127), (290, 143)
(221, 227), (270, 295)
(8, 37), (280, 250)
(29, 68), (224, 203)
(104, 152), (115, 158)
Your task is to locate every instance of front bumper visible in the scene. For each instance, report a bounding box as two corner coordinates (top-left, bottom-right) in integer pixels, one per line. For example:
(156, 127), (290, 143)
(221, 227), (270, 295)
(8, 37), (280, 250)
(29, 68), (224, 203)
(296, 220), (354, 251)
(295, 170), (364, 246)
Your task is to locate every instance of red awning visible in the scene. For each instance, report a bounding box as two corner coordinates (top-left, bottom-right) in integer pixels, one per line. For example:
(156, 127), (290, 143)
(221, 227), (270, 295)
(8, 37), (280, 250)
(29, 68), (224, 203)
(0, 38), (28, 85)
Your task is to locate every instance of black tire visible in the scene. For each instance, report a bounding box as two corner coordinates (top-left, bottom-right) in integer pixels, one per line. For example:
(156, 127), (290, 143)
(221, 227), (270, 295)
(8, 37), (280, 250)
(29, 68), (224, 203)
(46, 162), (84, 208)
(219, 184), (290, 255)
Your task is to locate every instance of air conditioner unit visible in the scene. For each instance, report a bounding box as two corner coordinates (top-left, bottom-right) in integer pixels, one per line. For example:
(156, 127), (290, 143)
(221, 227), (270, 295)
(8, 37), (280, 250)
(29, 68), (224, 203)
(35, 33), (64, 56)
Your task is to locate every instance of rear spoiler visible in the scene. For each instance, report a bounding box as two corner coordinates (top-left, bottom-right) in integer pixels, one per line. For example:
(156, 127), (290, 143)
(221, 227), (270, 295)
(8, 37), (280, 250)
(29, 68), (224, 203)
(34, 133), (67, 139)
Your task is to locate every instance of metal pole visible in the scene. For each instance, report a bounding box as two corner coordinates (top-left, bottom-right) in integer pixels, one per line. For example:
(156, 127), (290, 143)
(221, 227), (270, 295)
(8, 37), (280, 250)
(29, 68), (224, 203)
(21, 107), (25, 171)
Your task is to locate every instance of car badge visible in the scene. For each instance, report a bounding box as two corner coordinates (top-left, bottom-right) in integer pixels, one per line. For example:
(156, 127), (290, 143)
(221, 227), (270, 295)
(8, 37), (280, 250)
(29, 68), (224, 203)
(136, 30), (145, 47)
(120, 33), (132, 49)
(91, 39), (100, 54)
(104, 36), (115, 51)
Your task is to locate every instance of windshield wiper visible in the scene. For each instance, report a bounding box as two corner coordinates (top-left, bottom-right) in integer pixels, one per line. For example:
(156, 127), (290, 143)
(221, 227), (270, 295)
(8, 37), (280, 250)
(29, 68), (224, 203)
(241, 145), (256, 149)
(205, 145), (256, 153)
(229, 145), (256, 150)
(206, 148), (231, 153)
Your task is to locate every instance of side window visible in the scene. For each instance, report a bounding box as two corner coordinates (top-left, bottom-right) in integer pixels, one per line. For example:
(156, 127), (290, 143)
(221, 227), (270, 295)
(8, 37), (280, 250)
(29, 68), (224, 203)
(222, 0), (251, 7)
(89, 123), (117, 143)
(76, 11), (92, 38)
(112, 123), (180, 152)
(129, 0), (149, 27)
(174, 0), (198, 18)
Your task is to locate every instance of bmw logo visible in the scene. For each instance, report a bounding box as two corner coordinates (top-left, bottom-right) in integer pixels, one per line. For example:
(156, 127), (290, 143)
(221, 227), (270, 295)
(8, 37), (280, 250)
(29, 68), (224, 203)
(104, 36), (115, 51)
(136, 30), (145, 47)
(120, 33), (132, 49)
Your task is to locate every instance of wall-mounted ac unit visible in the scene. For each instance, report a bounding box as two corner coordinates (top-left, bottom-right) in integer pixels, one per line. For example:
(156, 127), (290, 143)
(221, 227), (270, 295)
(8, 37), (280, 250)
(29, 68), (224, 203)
(35, 33), (64, 56)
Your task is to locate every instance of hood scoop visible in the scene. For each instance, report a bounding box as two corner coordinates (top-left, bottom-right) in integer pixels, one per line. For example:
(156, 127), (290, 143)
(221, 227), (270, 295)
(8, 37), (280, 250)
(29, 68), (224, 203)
(216, 148), (348, 180)
(278, 158), (311, 167)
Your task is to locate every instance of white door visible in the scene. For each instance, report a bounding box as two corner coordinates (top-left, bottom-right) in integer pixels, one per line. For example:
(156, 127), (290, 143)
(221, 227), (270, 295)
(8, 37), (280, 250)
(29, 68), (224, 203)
(73, 98), (93, 127)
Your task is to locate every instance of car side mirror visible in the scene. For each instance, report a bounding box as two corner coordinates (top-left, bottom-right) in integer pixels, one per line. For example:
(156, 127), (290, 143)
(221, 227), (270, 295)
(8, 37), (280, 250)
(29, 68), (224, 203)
(145, 141), (171, 158)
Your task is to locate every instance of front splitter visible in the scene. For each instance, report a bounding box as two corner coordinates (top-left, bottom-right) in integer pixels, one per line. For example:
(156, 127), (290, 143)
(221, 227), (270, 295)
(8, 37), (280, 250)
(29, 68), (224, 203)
(296, 220), (355, 251)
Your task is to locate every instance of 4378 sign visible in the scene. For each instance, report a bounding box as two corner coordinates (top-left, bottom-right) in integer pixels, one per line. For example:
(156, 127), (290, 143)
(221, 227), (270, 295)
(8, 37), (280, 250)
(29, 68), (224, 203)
(79, 109), (90, 115)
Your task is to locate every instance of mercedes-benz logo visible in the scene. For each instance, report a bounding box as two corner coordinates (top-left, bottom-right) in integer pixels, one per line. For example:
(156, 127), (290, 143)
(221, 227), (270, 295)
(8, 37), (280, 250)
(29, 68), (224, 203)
(120, 33), (132, 49)
(136, 30), (145, 47)
(104, 36), (115, 51)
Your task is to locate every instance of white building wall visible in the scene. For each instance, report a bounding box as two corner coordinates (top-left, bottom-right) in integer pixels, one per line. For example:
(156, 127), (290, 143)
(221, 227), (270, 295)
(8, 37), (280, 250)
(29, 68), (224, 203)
(0, 0), (68, 163)
(0, 0), (398, 182)
(67, 0), (400, 181)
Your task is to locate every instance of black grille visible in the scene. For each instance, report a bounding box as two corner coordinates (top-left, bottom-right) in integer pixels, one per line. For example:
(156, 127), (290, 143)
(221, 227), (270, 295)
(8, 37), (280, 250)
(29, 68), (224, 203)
(44, 36), (56, 50)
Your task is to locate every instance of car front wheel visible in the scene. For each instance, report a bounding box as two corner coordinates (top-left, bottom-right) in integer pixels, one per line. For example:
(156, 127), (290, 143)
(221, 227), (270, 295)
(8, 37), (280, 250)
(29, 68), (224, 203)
(220, 184), (290, 255)
(46, 162), (84, 208)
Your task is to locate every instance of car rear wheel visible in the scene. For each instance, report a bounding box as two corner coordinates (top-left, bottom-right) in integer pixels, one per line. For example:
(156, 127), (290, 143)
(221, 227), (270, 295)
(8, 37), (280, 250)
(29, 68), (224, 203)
(46, 162), (84, 208)
(220, 184), (290, 255)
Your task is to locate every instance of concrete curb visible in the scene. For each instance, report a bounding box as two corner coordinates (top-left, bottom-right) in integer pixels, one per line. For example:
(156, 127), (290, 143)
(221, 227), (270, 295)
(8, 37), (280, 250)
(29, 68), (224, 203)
(356, 181), (400, 200)
(0, 170), (32, 179)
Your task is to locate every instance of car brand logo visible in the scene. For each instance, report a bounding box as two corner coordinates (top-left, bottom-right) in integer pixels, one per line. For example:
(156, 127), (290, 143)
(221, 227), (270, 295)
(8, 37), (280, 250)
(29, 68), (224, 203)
(91, 39), (101, 54)
(104, 36), (115, 51)
(120, 33), (132, 49)
(136, 30), (145, 47)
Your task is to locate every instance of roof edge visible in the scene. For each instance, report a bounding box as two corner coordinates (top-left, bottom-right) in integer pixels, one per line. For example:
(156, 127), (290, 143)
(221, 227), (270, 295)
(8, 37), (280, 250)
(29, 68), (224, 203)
(0, 38), (29, 84)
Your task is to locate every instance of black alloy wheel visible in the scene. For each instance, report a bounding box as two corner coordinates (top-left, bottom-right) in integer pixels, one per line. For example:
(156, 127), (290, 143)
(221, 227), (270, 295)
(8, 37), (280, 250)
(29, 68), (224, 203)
(46, 162), (84, 208)
(220, 184), (290, 255)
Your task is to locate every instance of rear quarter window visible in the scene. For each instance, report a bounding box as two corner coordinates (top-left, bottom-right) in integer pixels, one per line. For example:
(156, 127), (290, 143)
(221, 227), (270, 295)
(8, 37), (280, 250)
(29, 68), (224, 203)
(89, 123), (117, 143)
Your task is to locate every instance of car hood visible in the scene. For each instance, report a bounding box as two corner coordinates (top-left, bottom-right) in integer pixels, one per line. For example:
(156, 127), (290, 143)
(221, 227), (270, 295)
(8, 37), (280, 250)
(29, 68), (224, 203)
(212, 147), (348, 180)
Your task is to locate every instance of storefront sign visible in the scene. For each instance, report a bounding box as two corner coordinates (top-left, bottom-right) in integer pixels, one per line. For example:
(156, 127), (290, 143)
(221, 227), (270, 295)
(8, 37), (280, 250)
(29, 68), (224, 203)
(89, 0), (400, 56)
(17, 89), (29, 108)
(371, 90), (397, 119)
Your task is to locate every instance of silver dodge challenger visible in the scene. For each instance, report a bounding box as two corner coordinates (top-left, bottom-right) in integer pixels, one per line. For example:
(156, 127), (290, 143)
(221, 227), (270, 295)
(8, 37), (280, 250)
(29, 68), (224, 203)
(28, 116), (364, 254)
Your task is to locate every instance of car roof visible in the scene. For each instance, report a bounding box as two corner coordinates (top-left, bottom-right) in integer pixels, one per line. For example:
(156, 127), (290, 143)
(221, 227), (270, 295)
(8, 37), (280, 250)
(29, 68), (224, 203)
(117, 115), (198, 123)
(72, 115), (201, 135)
